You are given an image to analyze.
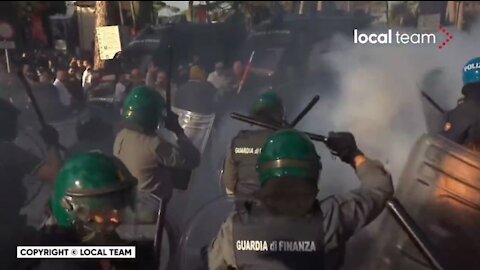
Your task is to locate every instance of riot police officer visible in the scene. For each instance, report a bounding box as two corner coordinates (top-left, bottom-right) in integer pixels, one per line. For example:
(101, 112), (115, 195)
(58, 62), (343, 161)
(34, 152), (152, 270)
(0, 98), (62, 269)
(223, 91), (286, 196)
(209, 130), (394, 270)
(440, 57), (480, 148)
(113, 87), (200, 222)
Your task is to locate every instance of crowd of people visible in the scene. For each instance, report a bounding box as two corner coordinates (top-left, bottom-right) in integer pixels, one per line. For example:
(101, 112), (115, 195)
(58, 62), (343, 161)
(15, 52), (94, 116)
(114, 58), (254, 116)
(7, 47), (260, 124)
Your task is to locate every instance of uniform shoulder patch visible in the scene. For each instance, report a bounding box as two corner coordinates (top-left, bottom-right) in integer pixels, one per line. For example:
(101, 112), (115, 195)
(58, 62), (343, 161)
(444, 122), (452, 132)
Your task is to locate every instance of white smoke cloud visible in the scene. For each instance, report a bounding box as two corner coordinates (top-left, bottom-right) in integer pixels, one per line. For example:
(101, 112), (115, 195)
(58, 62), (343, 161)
(292, 20), (480, 270)
(299, 21), (480, 194)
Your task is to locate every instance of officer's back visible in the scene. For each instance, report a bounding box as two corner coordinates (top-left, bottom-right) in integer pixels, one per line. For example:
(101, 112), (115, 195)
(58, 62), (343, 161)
(227, 129), (275, 195)
(223, 91), (286, 196)
(209, 130), (394, 270)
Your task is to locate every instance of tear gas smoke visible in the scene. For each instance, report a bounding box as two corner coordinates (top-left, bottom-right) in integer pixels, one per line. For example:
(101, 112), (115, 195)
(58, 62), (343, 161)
(295, 21), (480, 198)
(291, 21), (480, 270)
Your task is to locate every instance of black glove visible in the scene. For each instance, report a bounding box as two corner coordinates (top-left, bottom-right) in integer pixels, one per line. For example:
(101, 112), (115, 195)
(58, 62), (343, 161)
(40, 124), (60, 147)
(165, 111), (184, 134)
(326, 132), (363, 166)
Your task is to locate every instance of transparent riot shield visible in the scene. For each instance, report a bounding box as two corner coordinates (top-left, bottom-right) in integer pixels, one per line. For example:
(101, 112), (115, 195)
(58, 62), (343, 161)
(116, 193), (176, 270)
(14, 127), (51, 229)
(172, 107), (215, 154)
(17, 107), (90, 153)
(49, 108), (90, 148)
(179, 195), (259, 270)
(16, 108), (90, 228)
(360, 134), (480, 270)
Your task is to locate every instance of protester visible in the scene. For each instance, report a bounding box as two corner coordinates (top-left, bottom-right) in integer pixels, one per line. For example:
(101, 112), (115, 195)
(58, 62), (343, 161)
(69, 57), (77, 67)
(82, 60), (89, 69)
(22, 64), (37, 86)
(130, 68), (145, 88)
(146, 62), (159, 88)
(174, 65), (218, 115)
(69, 58), (82, 80)
(53, 70), (72, 108)
(177, 64), (189, 85)
(35, 69), (69, 120)
(81, 61), (93, 92)
(154, 70), (175, 100)
(229, 60), (262, 101)
(67, 67), (78, 81)
(76, 59), (84, 74)
(38, 69), (52, 84)
(114, 74), (129, 106)
(66, 68), (85, 111)
(207, 62), (230, 94)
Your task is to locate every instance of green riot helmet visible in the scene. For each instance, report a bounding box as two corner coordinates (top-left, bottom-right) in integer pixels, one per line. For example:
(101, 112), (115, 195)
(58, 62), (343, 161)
(250, 91), (285, 125)
(122, 86), (167, 132)
(51, 152), (137, 243)
(257, 129), (321, 185)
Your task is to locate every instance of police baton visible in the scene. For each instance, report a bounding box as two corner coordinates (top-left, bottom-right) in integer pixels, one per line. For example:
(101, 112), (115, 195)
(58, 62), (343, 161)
(421, 91), (445, 114)
(290, 95), (320, 127)
(17, 71), (67, 152)
(387, 198), (447, 270)
(230, 112), (327, 143)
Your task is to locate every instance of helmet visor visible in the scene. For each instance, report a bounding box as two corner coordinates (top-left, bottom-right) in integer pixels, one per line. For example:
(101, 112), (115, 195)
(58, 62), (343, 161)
(69, 189), (138, 244)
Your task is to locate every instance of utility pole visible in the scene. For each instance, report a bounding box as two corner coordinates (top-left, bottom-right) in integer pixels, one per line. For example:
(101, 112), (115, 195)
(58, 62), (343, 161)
(94, 1), (109, 70)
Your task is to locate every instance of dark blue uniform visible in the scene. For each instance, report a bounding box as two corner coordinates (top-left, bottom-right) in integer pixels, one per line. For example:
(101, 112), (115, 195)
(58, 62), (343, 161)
(443, 57), (480, 147)
(440, 98), (480, 145)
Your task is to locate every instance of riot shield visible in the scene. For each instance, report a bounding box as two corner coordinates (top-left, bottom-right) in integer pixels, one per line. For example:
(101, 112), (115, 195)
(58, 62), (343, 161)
(179, 196), (258, 270)
(14, 127), (51, 229)
(18, 107), (90, 152)
(50, 108), (90, 148)
(172, 107), (215, 154)
(116, 193), (176, 270)
(362, 134), (480, 270)
(16, 107), (94, 229)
